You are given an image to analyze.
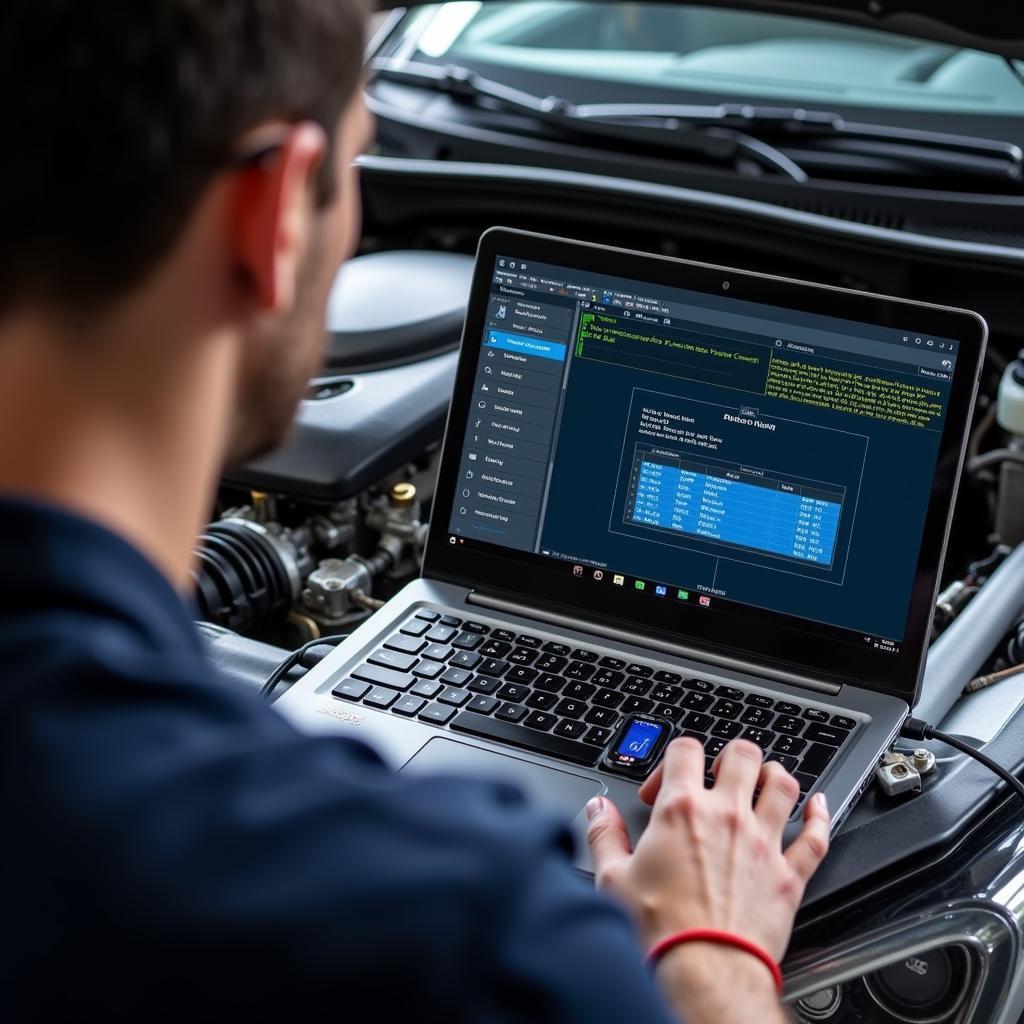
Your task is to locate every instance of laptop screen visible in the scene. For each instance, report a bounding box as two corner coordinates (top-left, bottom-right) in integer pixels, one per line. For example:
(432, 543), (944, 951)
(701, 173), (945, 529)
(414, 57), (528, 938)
(431, 231), (984, 699)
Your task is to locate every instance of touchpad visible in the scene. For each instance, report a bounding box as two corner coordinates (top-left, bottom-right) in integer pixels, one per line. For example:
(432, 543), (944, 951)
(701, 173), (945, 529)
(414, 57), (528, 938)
(401, 737), (606, 822)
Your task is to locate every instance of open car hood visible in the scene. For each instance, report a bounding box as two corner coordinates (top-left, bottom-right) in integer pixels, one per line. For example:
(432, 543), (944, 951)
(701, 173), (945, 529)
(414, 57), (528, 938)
(375, 0), (1024, 61)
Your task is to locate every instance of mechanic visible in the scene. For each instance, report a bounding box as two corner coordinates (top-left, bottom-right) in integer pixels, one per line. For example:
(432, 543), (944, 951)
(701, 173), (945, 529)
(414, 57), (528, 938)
(0, 2), (830, 1021)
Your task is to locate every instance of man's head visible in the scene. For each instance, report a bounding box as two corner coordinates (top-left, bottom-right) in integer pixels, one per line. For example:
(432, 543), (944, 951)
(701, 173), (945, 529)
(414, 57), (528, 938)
(0, 0), (372, 463)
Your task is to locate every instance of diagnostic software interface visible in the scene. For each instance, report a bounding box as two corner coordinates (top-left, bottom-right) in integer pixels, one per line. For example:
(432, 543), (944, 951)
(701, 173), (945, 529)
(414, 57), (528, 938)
(447, 256), (959, 651)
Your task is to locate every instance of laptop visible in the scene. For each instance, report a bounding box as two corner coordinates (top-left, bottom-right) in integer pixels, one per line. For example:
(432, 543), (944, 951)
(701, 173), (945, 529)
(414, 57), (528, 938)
(275, 228), (986, 858)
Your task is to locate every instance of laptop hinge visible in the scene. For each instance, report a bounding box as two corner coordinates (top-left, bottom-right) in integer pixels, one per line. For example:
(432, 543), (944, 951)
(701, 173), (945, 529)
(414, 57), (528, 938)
(467, 591), (843, 697)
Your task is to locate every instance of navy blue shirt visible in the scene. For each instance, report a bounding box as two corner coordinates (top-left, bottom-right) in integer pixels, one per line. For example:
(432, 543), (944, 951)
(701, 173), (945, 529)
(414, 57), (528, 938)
(0, 498), (673, 1023)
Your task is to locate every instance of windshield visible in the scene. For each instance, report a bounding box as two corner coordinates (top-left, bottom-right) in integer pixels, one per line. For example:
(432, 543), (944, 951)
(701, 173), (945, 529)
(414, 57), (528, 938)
(401, 2), (1024, 116)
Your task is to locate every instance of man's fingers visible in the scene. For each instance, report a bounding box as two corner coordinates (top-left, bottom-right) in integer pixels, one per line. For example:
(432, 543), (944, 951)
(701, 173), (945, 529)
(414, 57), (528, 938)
(784, 793), (831, 882)
(585, 796), (632, 882)
(653, 736), (706, 805)
(638, 762), (664, 806)
(754, 761), (801, 832)
(711, 739), (764, 796)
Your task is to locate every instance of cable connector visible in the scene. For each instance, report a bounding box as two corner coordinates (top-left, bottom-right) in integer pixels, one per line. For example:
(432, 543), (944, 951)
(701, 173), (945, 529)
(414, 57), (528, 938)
(900, 717), (932, 742)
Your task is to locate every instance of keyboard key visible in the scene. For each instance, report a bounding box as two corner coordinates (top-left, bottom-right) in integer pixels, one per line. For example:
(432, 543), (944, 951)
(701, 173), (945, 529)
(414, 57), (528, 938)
(564, 661), (596, 681)
(421, 644), (452, 662)
(592, 688), (624, 709)
(583, 726), (612, 747)
(682, 711), (714, 733)
(400, 620), (430, 637)
(368, 649), (417, 672)
(803, 724), (848, 747)
(364, 686), (400, 709)
(463, 621), (490, 634)
(543, 641), (572, 656)
(683, 678), (715, 694)
(563, 681), (596, 701)
(712, 719), (744, 740)
(745, 693), (774, 709)
(438, 686), (471, 707)
(554, 719), (587, 740)
(509, 647), (538, 665)
(479, 640), (511, 658)
(452, 631), (483, 650)
(800, 743), (840, 775)
(506, 666), (538, 685)
(654, 670), (683, 685)
(492, 629), (516, 643)
(622, 678), (652, 696)
(411, 679), (444, 699)
(352, 664), (413, 691)
(599, 656), (626, 670)
(392, 695), (426, 717)
(332, 679), (371, 701)
(656, 704), (683, 723)
(440, 667), (473, 687)
(776, 701), (801, 716)
(418, 703), (456, 726)
(466, 694), (499, 715)
(533, 673), (565, 693)
(593, 669), (624, 688)
(766, 753), (800, 773)
(450, 650), (482, 670)
(415, 610), (440, 622)
(412, 661), (444, 680)
(715, 686), (744, 701)
(451, 711), (599, 766)
(651, 685), (682, 704)
(705, 737), (727, 758)
(525, 711), (557, 731)
(831, 715), (857, 731)
(426, 625), (458, 644)
(803, 708), (830, 723)
(496, 683), (530, 703)
(516, 634), (542, 648)
(711, 699), (741, 720)
(623, 696), (654, 715)
(384, 634), (426, 655)
(741, 727), (774, 750)
(571, 648), (599, 663)
(439, 615), (462, 627)
(794, 772), (816, 793)
(741, 707), (773, 728)
(625, 663), (653, 678)
(585, 706), (619, 727)
(478, 658), (509, 678)
(774, 715), (804, 736)
(535, 654), (567, 673)
(772, 735), (807, 756)
(554, 698), (587, 719)
(682, 691), (714, 712)
(526, 691), (558, 711)
(495, 702), (528, 723)
(468, 675), (501, 695)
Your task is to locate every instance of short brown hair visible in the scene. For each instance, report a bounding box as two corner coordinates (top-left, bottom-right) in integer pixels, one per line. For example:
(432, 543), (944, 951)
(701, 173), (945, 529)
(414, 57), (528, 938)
(0, 0), (368, 315)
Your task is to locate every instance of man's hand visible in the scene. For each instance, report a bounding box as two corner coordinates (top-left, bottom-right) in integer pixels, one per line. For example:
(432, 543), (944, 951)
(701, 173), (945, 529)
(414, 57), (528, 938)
(585, 737), (830, 1024)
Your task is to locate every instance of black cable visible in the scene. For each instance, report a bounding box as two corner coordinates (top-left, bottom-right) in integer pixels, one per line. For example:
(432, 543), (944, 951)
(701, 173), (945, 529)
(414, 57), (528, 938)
(258, 633), (350, 701)
(901, 717), (1024, 804)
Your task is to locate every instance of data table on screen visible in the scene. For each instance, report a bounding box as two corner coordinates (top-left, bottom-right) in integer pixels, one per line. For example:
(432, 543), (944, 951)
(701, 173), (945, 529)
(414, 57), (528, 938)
(625, 446), (843, 567)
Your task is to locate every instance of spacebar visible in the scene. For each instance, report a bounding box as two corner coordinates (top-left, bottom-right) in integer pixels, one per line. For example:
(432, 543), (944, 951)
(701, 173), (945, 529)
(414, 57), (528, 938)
(450, 713), (601, 767)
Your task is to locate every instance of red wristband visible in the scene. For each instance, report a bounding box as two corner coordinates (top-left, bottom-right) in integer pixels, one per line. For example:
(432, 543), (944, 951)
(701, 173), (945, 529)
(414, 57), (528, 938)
(646, 929), (783, 994)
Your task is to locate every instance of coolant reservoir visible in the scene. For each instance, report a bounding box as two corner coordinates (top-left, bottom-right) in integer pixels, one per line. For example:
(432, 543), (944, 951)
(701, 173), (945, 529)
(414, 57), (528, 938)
(996, 351), (1024, 435)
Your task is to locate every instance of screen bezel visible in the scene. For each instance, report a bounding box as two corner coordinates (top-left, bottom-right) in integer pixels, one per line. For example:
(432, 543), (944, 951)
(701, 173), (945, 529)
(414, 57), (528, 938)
(423, 228), (986, 705)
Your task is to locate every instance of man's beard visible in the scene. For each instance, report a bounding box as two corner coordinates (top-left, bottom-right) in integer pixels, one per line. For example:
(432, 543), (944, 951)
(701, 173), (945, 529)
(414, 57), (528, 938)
(224, 229), (332, 468)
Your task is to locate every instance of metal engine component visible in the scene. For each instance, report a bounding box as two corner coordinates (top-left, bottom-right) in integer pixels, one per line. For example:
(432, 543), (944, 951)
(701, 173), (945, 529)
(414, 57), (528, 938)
(300, 550), (393, 625)
(995, 353), (1024, 546)
(876, 759), (923, 797)
(365, 481), (429, 571)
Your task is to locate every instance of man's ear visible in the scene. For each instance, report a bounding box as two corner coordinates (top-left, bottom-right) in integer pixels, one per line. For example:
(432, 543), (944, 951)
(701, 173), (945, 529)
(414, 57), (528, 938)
(231, 122), (329, 313)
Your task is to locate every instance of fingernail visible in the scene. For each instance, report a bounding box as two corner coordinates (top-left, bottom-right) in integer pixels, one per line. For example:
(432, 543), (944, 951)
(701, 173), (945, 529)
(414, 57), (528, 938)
(814, 792), (829, 812)
(586, 797), (605, 820)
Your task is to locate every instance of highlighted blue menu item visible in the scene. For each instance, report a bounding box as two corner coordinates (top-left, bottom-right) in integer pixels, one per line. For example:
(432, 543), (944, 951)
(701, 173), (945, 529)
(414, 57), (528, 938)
(486, 331), (567, 362)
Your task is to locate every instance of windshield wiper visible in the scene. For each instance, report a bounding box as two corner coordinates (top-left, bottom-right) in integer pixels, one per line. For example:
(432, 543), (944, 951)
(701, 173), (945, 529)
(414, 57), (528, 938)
(370, 59), (809, 181)
(371, 59), (1023, 186)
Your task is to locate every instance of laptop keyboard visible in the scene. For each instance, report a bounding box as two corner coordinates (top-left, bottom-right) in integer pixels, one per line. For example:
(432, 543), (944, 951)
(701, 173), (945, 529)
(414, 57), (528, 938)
(331, 610), (858, 806)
